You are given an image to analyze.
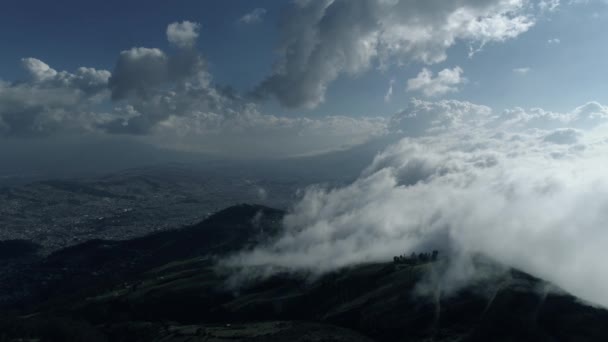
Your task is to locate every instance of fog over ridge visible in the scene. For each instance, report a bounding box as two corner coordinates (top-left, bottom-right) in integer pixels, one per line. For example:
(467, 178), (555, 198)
(226, 99), (608, 308)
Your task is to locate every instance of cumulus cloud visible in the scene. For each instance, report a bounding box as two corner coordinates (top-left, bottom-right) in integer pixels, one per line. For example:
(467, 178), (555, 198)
(22, 58), (58, 82)
(225, 98), (608, 309)
(166, 21), (200, 49)
(407, 67), (465, 97)
(255, 0), (539, 108)
(101, 21), (387, 155)
(102, 24), (387, 154)
(21, 58), (111, 95)
(108, 47), (170, 101)
(0, 21), (387, 157)
(239, 8), (267, 24)
(0, 58), (111, 137)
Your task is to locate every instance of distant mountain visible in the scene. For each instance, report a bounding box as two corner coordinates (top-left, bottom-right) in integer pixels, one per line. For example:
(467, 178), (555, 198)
(0, 164), (304, 253)
(0, 136), (394, 254)
(2, 204), (608, 342)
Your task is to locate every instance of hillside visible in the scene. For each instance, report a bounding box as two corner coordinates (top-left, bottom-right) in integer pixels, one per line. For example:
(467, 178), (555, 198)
(1, 204), (608, 341)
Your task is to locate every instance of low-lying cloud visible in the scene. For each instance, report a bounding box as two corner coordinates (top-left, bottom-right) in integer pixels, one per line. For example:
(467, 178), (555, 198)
(226, 98), (608, 309)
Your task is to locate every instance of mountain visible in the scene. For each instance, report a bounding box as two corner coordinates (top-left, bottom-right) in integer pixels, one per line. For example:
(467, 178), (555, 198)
(0, 164), (304, 254)
(1, 204), (608, 342)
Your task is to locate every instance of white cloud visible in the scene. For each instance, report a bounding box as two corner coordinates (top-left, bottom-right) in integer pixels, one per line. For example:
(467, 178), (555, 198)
(0, 35), (387, 157)
(390, 98), (492, 136)
(547, 38), (561, 44)
(502, 101), (608, 129)
(539, 0), (561, 11)
(239, 8), (267, 24)
(108, 47), (170, 101)
(256, 0), (540, 108)
(542, 127), (582, 144)
(21, 58), (110, 95)
(21, 58), (58, 82)
(102, 39), (387, 156)
(225, 98), (608, 309)
(384, 79), (395, 102)
(0, 58), (111, 136)
(407, 67), (465, 97)
(166, 21), (200, 49)
(152, 108), (388, 158)
(513, 67), (531, 75)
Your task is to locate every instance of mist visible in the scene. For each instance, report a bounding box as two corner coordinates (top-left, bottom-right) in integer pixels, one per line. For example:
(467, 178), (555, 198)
(225, 100), (608, 308)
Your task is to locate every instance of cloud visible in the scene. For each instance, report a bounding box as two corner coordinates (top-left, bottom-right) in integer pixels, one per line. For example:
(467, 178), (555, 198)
(108, 48), (169, 101)
(547, 38), (561, 44)
(102, 25), (388, 154)
(502, 101), (608, 129)
(255, 0), (539, 109)
(166, 21), (200, 49)
(390, 98), (492, 136)
(151, 106), (388, 158)
(513, 67), (531, 75)
(384, 79), (395, 103)
(407, 67), (465, 97)
(239, 8), (267, 24)
(21, 58), (110, 95)
(225, 98), (608, 309)
(0, 58), (111, 137)
(539, 0), (561, 11)
(0, 21), (387, 158)
(22, 58), (58, 82)
(542, 127), (582, 144)
(100, 22), (389, 154)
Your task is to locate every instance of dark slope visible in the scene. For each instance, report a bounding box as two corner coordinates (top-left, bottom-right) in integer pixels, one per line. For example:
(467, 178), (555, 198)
(0, 204), (283, 309)
(0, 239), (40, 259)
(45, 203), (283, 268)
(2, 204), (608, 342)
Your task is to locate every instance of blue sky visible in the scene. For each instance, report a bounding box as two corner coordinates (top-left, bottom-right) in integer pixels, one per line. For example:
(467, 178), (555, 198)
(1, 0), (606, 117)
(1, 0), (608, 159)
(0, 0), (279, 86)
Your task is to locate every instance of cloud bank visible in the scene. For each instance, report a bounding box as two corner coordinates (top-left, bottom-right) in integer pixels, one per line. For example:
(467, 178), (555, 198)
(226, 98), (608, 309)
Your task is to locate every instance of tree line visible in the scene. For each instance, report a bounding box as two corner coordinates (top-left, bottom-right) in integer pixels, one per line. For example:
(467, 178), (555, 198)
(393, 250), (439, 265)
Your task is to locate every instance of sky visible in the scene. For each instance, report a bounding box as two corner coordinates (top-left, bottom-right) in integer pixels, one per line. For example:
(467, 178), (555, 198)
(5, 0), (608, 310)
(2, 0), (608, 164)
